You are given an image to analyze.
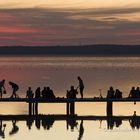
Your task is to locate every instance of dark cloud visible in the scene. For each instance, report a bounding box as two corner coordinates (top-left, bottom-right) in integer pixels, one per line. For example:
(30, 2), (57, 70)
(0, 7), (140, 45)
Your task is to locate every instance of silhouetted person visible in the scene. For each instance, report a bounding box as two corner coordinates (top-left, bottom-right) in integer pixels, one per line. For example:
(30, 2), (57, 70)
(114, 89), (122, 98)
(77, 77), (84, 98)
(107, 86), (115, 98)
(0, 79), (5, 99)
(67, 86), (78, 99)
(9, 81), (19, 98)
(26, 87), (34, 99)
(78, 120), (84, 140)
(0, 121), (6, 138)
(42, 87), (47, 98)
(129, 87), (137, 104)
(35, 87), (41, 115)
(35, 87), (41, 99)
(106, 87), (114, 116)
(46, 87), (55, 99)
(129, 87), (136, 98)
(135, 87), (140, 98)
(67, 86), (78, 114)
(9, 120), (19, 136)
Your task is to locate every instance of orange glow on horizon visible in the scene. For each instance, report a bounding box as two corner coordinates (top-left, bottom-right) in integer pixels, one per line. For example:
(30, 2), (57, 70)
(0, 26), (43, 33)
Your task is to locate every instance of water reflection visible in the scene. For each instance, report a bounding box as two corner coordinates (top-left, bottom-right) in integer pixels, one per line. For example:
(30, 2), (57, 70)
(9, 120), (19, 136)
(0, 121), (6, 138)
(1, 113), (140, 139)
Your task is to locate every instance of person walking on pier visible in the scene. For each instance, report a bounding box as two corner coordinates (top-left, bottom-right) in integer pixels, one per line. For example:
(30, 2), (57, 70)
(77, 76), (84, 98)
(0, 79), (6, 99)
(9, 81), (19, 98)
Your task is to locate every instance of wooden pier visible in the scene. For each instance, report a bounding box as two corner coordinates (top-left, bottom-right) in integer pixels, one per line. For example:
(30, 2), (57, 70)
(0, 98), (140, 116)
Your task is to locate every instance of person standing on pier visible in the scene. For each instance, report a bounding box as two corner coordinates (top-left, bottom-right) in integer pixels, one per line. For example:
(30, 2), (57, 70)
(77, 76), (84, 98)
(9, 81), (19, 98)
(0, 79), (6, 99)
(34, 87), (41, 115)
(26, 87), (34, 99)
(67, 86), (78, 115)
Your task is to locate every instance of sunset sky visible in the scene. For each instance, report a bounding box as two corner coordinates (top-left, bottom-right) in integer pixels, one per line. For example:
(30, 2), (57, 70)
(0, 0), (140, 46)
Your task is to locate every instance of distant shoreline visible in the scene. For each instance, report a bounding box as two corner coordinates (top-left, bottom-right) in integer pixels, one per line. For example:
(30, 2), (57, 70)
(0, 45), (140, 56)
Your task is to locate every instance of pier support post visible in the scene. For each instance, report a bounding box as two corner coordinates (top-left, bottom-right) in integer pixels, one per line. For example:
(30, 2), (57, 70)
(107, 101), (113, 116)
(33, 103), (35, 115)
(70, 102), (75, 115)
(35, 102), (38, 115)
(66, 100), (75, 115)
(29, 102), (32, 115)
(67, 102), (70, 115)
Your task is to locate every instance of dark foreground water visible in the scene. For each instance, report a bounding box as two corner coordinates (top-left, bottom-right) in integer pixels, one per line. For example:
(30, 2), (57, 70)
(0, 56), (140, 140)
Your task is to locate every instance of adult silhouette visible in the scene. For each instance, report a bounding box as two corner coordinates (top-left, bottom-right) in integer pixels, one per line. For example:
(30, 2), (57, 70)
(77, 77), (84, 98)
(9, 81), (19, 98)
(26, 87), (34, 99)
(67, 86), (78, 115)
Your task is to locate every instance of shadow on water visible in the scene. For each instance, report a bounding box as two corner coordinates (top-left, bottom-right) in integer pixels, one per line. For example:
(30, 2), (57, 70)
(0, 112), (140, 139)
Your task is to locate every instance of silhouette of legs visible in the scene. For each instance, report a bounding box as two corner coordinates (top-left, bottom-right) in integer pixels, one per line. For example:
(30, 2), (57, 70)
(80, 88), (84, 98)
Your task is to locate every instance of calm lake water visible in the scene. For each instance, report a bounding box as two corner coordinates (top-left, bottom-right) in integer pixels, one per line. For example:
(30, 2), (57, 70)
(1, 56), (140, 140)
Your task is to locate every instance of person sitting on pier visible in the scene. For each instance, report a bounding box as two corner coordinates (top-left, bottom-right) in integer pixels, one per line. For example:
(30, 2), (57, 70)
(107, 86), (115, 98)
(67, 86), (78, 99)
(46, 87), (55, 99)
(35, 87), (41, 99)
(135, 87), (140, 98)
(114, 89), (122, 98)
(128, 87), (136, 98)
(26, 87), (34, 99)
(0, 79), (6, 99)
(9, 81), (19, 98)
(42, 87), (47, 98)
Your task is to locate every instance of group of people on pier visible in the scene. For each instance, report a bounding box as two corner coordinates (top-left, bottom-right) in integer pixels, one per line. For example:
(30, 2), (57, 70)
(0, 76), (84, 99)
(0, 79), (19, 99)
(26, 86), (56, 99)
(107, 87), (122, 99)
(107, 86), (140, 99)
(26, 76), (84, 100)
(2, 77), (140, 100)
